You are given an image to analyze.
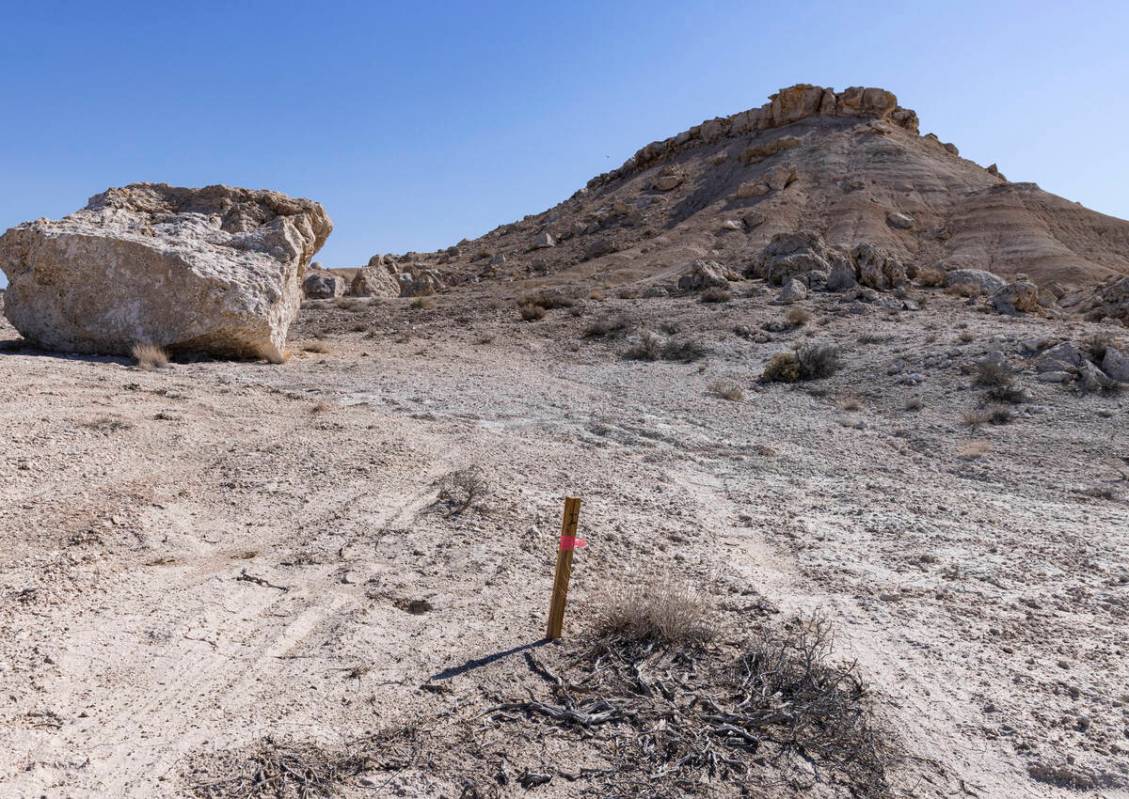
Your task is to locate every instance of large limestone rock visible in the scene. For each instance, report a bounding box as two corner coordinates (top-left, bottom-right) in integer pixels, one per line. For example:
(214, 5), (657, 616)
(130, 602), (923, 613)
(853, 243), (909, 290)
(0, 184), (331, 357)
(397, 264), (444, 297)
(944, 269), (1007, 296)
(749, 231), (831, 285)
(349, 265), (399, 298)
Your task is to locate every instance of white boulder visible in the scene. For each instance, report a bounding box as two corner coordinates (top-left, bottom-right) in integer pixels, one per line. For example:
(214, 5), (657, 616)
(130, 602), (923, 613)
(0, 183), (331, 358)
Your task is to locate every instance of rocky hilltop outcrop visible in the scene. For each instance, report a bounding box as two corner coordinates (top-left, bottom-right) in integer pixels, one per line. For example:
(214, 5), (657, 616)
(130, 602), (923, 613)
(377, 84), (1129, 317)
(0, 184), (331, 358)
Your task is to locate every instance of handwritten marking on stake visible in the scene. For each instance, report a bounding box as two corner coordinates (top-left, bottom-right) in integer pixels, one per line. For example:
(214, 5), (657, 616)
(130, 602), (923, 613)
(546, 497), (583, 640)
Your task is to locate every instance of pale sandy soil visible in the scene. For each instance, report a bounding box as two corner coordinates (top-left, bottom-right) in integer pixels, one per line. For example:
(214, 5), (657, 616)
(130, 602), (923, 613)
(1, 285), (1127, 798)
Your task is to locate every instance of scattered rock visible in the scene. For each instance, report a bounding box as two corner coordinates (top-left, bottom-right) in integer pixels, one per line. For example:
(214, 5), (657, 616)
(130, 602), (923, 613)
(1036, 341), (1084, 372)
(991, 281), (1040, 314)
(1078, 360), (1117, 393)
(944, 269), (1007, 296)
(825, 253), (858, 292)
(886, 211), (915, 230)
(750, 231), (830, 285)
(397, 265), (444, 297)
(1102, 347), (1129, 382)
(776, 278), (808, 304)
(530, 232), (555, 250)
(0, 183), (331, 357)
(678, 260), (738, 292)
(303, 270), (345, 300)
(349, 265), (400, 298)
(853, 243), (907, 291)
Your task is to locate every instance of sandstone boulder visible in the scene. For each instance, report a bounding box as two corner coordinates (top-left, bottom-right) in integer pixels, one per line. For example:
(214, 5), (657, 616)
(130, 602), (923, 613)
(0, 183), (331, 358)
(349, 265), (400, 298)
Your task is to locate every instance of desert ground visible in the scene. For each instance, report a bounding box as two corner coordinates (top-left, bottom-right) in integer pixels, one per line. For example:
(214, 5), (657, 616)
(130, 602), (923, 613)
(1, 280), (1126, 798)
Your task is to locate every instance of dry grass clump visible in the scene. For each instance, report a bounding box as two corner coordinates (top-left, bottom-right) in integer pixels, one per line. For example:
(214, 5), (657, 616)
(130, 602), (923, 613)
(786, 306), (812, 327)
(707, 378), (744, 401)
(624, 331), (708, 363)
(437, 467), (487, 515)
(762, 344), (842, 383)
(132, 343), (169, 370)
(958, 330), (975, 344)
(518, 302), (546, 322)
(597, 581), (713, 644)
(700, 286), (731, 304)
(958, 439), (992, 460)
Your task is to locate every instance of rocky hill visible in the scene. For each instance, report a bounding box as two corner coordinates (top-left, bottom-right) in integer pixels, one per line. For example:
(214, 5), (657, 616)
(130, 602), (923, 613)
(369, 84), (1129, 312)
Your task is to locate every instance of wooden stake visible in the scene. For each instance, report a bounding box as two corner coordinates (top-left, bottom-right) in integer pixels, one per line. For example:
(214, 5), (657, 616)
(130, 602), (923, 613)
(546, 496), (582, 640)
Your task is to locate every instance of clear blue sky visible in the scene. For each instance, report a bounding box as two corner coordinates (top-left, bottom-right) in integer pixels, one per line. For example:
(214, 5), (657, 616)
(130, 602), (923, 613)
(2, 0), (1127, 282)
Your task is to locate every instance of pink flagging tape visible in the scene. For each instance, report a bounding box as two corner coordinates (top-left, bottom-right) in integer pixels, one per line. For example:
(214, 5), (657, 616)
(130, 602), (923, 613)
(559, 536), (588, 551)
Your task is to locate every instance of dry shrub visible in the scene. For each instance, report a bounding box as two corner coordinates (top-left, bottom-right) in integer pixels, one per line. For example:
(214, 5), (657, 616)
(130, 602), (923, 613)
(583, 314), (632, 339)
(502, 609), (895, 797)
(958, 330), (975, 344)
(700, 286), (731, 304)
(786, 306), (812, 327)
(959, 439), (991, 460)
(597, 581), (713, 644)
(762, 344), (842, 383)
(708, 378), (744, 401)
(518, 302), (546, 322)
(132, 343), (169, 370)
(437, 467), (487, 515)
(189, 738), (369, 799)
